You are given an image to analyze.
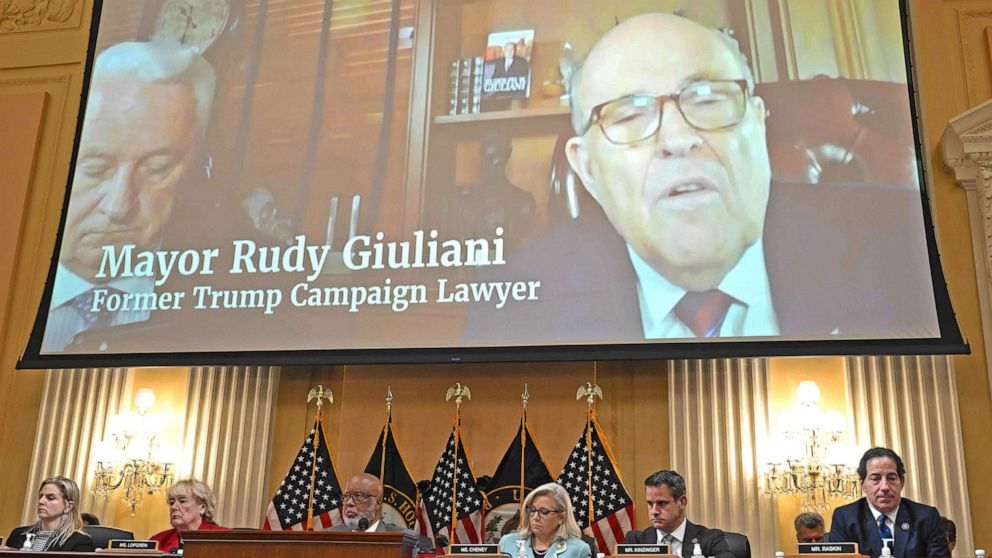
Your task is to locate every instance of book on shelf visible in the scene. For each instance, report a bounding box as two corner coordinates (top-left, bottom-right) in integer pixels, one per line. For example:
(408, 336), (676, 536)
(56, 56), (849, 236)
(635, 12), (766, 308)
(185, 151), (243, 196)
(448, 59), (460, 115)
(458, 57), (473, 114)
(481, 29), (534, 102)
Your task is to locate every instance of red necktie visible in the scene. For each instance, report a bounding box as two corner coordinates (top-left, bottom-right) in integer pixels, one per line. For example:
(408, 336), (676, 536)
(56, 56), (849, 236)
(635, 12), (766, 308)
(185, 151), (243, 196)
(673, 290), (733, 337)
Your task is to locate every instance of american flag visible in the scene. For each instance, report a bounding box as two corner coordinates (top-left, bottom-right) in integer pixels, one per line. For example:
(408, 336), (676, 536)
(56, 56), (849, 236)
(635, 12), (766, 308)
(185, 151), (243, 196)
(418, 426), (485, 547)
(558, 416), (635, 555)
(262, 419), (344, 530)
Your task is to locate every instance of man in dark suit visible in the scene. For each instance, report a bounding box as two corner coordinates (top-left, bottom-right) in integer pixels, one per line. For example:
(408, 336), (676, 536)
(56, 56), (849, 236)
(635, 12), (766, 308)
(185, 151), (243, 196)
(828, 447), (948, 558)
(462, 12), (939, 344)
(329, 473), (407, 533)
(492, 42), (529, 79)
(623, 470), (733, 558)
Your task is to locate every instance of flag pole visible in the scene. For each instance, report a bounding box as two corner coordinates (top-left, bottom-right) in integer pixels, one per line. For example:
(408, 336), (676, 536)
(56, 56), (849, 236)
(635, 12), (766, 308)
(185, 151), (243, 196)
(381, 386), (393, 482)
(519, 384), (529, 517)
(576, 382), (602, 528)
(446, 383), (471, 551)
(306, 385), (333, 531)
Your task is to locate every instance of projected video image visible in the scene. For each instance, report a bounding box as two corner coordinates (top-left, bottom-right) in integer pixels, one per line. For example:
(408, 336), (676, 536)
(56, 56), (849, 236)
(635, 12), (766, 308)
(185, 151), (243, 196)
(31, 0), (947, 360)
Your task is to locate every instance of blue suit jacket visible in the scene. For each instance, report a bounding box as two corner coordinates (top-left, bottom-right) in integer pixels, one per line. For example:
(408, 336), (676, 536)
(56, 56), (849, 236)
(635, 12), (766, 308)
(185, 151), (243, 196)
(827, 497), (948, 558)
(499, 532), (592, 558)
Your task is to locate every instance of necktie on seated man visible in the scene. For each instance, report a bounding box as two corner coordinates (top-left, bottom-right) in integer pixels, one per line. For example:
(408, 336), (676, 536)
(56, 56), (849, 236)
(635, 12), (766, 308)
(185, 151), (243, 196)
(673, 289), (733, 337)
(878, 514), (893, 543)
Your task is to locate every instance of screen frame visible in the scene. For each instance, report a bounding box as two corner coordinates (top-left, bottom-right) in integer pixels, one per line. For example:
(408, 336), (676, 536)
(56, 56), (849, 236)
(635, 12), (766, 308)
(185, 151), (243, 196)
(16, 0), (969, 370)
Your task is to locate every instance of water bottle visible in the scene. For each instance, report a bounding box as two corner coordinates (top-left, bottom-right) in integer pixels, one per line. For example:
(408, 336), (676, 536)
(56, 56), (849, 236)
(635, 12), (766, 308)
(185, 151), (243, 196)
(880, 545), (892, 558)
(975, 550), (985, 558)
(517, 538), (527, 558)
(21, 533), (34, 550)
(691, 543), (705, 558)
(776, 552), (785, 558)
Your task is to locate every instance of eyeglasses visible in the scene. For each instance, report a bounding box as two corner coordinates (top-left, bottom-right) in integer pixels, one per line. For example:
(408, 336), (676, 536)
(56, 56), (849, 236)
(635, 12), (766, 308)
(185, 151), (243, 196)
(585, 79), (750, 145)
(525, 506), (563, 518)
(342, 492), (379, 503)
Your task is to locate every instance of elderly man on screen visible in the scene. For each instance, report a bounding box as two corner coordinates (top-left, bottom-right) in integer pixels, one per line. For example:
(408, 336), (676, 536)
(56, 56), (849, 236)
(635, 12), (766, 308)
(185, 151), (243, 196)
(41, 40), (215, 352)
(462, 12), (937, 343)
(827, 447), (948, 558)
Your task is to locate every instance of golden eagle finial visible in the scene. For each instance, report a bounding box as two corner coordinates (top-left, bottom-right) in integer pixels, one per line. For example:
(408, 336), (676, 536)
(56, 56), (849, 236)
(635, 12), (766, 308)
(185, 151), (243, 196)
(576, 382), (603, 408)
(307, 385), (333, 411)
(445, 382), (471, 408)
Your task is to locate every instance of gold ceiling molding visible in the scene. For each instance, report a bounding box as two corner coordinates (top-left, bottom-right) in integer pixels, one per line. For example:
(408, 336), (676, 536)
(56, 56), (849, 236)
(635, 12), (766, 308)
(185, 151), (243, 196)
(0, 0), (81, 33)
(955, 9), (992, 106)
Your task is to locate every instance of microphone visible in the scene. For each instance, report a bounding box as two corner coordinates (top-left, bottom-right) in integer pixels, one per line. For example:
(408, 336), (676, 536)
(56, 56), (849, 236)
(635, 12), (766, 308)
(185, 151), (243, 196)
(436, 535), (449, 551)
(358, 517), (370, 531)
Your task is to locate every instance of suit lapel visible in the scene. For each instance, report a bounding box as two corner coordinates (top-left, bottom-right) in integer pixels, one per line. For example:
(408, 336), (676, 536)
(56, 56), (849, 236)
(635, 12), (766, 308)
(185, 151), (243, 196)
(857, 500), (884, 557)
(893, 503), (913, 558)
(682, 522), (701, 558)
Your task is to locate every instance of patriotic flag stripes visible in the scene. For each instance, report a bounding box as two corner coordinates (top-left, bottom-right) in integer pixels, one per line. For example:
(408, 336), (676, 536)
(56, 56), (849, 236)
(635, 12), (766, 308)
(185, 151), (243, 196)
(262, 419), (344, 531)
(418, 426), (485, 547)
(558, 417), (635, 555)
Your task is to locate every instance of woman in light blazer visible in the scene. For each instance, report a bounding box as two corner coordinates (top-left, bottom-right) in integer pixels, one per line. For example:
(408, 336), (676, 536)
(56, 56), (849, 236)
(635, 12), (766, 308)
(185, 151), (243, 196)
(499, 482), (592, 558)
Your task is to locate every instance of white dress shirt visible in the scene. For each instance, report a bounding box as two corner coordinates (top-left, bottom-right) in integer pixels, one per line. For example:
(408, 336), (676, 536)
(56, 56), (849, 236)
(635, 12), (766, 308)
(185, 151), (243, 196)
(656, 517), (688, 557)
(628, 240), (780, 339)
(867, 502), (900, 549)
(41, 263), (154, 352)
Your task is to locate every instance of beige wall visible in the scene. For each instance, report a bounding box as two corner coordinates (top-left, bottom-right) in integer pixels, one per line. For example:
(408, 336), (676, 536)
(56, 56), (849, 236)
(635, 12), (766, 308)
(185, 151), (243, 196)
(911, 0), (992, 547)
(1, 0), (991, 549)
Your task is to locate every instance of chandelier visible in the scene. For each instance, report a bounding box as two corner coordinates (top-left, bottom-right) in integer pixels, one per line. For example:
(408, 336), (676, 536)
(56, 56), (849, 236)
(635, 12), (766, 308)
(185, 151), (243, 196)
(93, 389), (175, 512)
(765, 381), (860, 512)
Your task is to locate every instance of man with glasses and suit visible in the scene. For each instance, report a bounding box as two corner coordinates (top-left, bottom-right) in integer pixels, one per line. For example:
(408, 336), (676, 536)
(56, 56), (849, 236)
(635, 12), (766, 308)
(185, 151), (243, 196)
(623, 470), (733, 558)
(463, 12), (937, 343)
(828, 448), (948, 558)
(330, 473), (407, 533)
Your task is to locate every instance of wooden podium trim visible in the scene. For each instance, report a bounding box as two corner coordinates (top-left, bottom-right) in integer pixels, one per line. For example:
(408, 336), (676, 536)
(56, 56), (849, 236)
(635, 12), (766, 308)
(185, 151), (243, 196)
(180, 530), (405, 545)
(179, 530), (408, 558)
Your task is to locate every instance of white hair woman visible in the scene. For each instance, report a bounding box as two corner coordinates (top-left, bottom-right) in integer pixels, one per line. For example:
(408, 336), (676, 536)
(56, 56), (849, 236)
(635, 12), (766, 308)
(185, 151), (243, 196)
(499, 482), (591, 558)
(150, 479), (229, 552)
(3, 477), (94, 551)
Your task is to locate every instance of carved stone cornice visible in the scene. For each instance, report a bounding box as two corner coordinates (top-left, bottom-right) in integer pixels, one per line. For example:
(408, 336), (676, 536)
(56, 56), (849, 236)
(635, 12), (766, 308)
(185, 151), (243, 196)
(941, 98), (992, 190)
(942, 98), (992, 401)
(0, 0), (80, 33)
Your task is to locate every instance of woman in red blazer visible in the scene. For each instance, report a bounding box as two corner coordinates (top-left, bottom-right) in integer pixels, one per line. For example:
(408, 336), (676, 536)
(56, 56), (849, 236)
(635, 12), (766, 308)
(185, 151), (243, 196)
(151, 479), (230, 552)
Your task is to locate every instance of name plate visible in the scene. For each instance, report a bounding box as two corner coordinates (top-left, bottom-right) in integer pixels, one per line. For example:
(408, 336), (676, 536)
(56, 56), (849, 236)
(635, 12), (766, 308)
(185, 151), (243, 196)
(617, 544), (671, 555)
(798, 543), (859, 554)
(450, 544), (499, 554)
(108, 539), (158, 550)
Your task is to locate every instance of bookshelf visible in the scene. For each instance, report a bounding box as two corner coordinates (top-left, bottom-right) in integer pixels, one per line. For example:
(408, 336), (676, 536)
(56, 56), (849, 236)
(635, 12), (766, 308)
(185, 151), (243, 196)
(434, 106), (570, 125)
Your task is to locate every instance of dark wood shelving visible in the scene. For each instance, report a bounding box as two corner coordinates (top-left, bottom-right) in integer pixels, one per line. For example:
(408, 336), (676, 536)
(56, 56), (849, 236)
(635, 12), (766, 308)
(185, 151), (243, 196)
(434, 105), (570, 124)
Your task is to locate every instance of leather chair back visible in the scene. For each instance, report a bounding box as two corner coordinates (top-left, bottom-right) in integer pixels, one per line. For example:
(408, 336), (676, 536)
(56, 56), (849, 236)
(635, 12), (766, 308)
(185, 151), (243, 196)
(723, 531), (751, 558)
(81, 525), (133, 549)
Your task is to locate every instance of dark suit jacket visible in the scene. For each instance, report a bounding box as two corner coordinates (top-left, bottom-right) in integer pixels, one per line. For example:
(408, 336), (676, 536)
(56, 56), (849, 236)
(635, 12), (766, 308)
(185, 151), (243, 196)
(328, 520), (407, 533)
(827, 497), (948, 558)
(7, 526), (95, 552)
(463, 182), (938, 343)
(492, 55), (529, 79)
(623, 521), (734, 558)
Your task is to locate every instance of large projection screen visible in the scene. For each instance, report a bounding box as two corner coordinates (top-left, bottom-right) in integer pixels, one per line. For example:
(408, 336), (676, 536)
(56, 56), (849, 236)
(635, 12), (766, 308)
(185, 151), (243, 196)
(19, 0), (966, 368)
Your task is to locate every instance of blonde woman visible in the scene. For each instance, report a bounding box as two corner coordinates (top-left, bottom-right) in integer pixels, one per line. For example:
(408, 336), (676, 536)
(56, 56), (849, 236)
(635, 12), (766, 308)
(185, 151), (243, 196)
(151, 479), (229, 552)
(499, 482), (591, 558)
(3, 477), (95, 551)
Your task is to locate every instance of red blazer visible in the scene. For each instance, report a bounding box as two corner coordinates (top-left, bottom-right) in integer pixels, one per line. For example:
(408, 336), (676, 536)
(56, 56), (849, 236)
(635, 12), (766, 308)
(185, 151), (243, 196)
(151, 520), (229, 552)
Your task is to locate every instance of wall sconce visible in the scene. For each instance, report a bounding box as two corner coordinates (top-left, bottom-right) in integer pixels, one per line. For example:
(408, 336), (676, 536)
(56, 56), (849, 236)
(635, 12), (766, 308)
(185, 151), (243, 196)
(766, 381), (860, 512)
(93, 388), (175, 512)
